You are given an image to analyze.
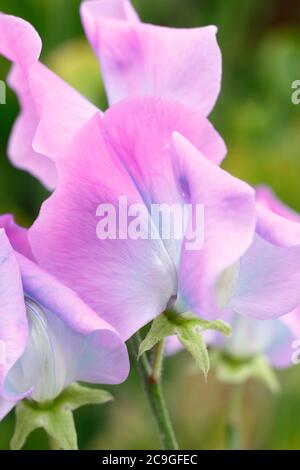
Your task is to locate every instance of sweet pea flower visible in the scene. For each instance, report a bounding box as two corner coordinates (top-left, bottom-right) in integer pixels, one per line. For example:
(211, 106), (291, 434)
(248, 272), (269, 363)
(0, 216), (129, 421)
(167, 187), (300, 369)
(0, 2), (221, 189)
(29, 95), (257, 341)
(210, 311), (300, 369)
(80, 0), (221, 114)
(28, 100), (300, 342)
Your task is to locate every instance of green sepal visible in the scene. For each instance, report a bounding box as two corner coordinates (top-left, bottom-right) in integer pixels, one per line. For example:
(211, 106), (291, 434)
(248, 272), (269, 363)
(10, 383), (113, 450)
(139, 311), (231, 378)
(177, 325), (210, 379)
(211, 351), (280, 393)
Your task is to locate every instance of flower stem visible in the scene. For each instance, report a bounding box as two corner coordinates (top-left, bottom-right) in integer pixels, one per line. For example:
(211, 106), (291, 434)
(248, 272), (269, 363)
(225, 384), (243, 450)
(48, 436), (60, 450)
(129, 333), (179, 450)
(150, 339), (165, 384)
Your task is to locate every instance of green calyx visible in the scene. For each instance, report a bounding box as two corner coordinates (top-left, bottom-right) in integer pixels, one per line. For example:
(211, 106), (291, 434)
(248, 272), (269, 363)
(11, 383), (113, 450)
(211, 350), (280, 393)
(139, 311), (231, 379)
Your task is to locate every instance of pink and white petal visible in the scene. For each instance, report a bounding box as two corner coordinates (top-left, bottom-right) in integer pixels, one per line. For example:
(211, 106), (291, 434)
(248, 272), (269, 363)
(171, 133), (256, 319)
(0, 214), (34, 260)
(16, 253), (130, 385)
(229, 234), (300, 320)
(29, 111), (177, 340)
(0, 230), (28, 400)
(81, 1), (221, 115)
(0, 14), (41, 69)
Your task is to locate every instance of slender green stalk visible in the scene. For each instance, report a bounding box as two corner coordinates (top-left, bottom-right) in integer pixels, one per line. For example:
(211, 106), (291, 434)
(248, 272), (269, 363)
(48, 436), (60, 450)
(225, 384), (243, 450)
(129, 333), (179, 450)
(150, 339), (165, 384)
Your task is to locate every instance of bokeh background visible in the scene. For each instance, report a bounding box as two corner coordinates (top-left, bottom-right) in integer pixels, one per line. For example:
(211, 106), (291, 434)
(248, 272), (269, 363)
(1, 0), (300, 449)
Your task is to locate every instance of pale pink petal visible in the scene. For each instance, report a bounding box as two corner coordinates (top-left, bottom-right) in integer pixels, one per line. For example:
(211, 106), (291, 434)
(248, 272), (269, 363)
(0, 14), (41, 69)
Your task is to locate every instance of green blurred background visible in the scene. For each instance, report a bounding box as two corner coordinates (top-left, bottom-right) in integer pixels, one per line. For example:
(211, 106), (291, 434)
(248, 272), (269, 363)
(0, 0), (300, 450)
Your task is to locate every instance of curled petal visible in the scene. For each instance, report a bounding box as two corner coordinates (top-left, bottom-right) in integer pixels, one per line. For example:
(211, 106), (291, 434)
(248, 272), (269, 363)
(0, 14), (98, 189)
(256, 186), (300, 223)
(0, 14), (41, 69)
(256, 201), (300, 247)
(0, 214), (34, 260)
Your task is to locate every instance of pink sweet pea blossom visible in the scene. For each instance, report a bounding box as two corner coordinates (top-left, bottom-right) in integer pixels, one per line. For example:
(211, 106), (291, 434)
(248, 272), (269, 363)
(29, 97), (257, 340)
(2, 7), (300, 356)
(0, 216), (129, 420)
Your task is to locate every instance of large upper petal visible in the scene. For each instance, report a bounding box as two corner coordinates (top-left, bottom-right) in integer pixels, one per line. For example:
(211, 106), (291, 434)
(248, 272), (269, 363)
(29, 102), (184, 340)
(81, 0), (222, 116)
(29, 97), (225, 339)
(29, 96), (248, 339)
(0, 230), (28, 401)
(0, 14), (98, 189)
